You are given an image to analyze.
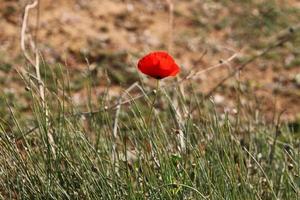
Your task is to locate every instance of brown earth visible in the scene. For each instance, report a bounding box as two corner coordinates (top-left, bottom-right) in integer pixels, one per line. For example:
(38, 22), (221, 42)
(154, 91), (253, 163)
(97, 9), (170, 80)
(0, 0), (299, 122)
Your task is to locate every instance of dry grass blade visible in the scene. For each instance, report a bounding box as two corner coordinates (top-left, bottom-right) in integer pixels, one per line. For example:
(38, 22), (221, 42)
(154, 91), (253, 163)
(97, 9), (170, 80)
(20, 1), (38, 66)
(112, 82), (139, 165)
(20, 0), (55, 155)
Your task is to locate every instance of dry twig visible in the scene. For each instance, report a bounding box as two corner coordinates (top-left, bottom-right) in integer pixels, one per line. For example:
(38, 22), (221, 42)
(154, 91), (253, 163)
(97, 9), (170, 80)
(205, 24), (300, 98)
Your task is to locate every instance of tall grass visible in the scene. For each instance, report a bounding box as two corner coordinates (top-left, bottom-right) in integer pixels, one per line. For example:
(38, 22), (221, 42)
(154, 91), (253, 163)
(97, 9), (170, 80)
(0, 70), (299, 199)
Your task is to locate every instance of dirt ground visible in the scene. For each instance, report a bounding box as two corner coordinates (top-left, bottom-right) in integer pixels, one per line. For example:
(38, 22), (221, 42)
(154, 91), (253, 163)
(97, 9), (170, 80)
(0, 0), (299, 122)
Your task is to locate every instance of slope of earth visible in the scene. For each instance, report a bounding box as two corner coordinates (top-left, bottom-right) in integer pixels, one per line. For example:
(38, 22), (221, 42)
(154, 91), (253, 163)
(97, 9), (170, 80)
(0, 0), (299, 124)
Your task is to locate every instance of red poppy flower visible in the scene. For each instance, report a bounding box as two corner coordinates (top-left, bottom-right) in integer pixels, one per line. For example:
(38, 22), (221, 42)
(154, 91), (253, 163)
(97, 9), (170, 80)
(137, 51), (180, 79)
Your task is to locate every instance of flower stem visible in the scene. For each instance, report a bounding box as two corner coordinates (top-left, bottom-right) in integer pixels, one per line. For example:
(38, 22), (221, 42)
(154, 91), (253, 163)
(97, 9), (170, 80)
(147, 79), (160, 126)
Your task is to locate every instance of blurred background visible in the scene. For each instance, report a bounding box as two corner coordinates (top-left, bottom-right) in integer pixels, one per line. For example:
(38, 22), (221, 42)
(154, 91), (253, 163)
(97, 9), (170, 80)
(0, 0), (299, 123)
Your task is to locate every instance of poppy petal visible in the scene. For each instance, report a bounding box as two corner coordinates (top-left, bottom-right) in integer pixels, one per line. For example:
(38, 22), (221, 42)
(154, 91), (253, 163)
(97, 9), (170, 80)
(137, 51), (180, 79)
(169, 63), (180, 76)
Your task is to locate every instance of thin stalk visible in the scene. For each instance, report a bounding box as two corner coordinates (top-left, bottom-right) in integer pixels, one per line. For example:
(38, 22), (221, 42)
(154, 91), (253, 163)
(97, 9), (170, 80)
(145, 79), (160, 165)
(146, 79), (160, 126)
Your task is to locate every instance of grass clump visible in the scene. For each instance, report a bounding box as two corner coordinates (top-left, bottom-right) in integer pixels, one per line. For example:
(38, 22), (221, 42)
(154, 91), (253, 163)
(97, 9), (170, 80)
(0, 71), (299, 199)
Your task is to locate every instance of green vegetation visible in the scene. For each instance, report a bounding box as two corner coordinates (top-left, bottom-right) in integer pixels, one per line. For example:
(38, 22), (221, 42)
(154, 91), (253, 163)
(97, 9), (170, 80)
(1, 0), (300, 199)
(0, 74), (299, 199)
